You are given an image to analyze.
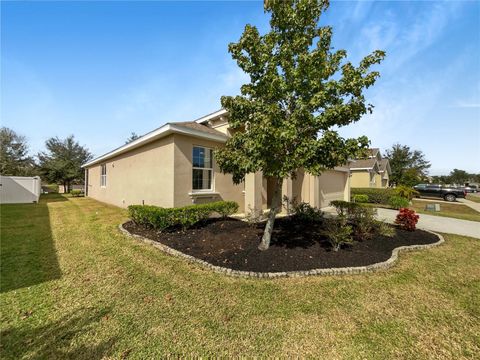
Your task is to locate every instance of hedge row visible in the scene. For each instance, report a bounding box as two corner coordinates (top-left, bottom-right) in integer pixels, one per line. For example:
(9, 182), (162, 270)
(351, 187), (396, 205)
(128, 201), (239, 231)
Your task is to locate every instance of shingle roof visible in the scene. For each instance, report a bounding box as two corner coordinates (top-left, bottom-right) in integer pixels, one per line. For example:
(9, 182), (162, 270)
(378, 158), (389, 171)
(367, 148), (380, 157)
(349, 158), (378, 170)
(171, 121), (227, 137)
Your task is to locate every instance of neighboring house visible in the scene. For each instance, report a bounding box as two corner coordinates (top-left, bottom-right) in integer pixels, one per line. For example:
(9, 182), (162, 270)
(349, 148), (391, 188)
(82, 109), (351, 214)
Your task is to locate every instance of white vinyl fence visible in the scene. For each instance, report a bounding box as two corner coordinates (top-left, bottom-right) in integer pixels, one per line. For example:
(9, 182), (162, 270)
(0, 176), (42, 204)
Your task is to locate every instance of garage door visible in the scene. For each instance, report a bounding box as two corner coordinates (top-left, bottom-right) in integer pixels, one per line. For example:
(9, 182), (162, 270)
(317, 171), (346, 208)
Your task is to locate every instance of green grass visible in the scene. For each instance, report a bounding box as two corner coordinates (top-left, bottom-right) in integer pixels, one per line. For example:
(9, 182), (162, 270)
(1, 194), (479, 359)
(411, 199), (480, 222)
(466, 194), (480, 203)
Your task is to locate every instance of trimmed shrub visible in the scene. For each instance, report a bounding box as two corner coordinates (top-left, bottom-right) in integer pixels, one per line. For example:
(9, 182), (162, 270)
(376, 221), (396, 237)
(351, 188), (396, 205)
(395, 208), (419, 231)
(70, 189), (83, 197)
(324, 217), (353, 251)
(330, 200), (360, 217)
(394, 185), (419, 200)
(292, 202), (324, 223)
(388, 196), (410, 209)
(352, 194), (369, 203)
(128, 201), (239, 231)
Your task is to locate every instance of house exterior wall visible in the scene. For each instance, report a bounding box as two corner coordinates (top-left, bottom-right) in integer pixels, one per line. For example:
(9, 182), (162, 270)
(374, 172), (390, 188)
(350, 171), (373, 188)
(86, 136), (175, 208)
(171, 134), (245, 209)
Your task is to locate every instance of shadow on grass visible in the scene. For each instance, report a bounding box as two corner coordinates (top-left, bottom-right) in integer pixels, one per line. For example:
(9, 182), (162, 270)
(0, 194), (65, 293)
(0, 308), (116, 359)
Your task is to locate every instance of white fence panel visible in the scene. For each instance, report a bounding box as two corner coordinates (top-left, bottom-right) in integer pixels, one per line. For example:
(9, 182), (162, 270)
(0, 176), (42, 204)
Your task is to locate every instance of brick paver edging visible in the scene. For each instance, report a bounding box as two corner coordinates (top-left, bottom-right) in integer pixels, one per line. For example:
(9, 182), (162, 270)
(118, 222), (444, 279)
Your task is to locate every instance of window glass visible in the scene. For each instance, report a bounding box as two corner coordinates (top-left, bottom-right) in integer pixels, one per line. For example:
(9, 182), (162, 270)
(192, 146), (213, 190)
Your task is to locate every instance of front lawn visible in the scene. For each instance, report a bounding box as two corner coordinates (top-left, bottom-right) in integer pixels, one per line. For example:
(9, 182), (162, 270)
(466, 194), (480, 203)
(410, 199), (480, 222)
(1, 194), (479, 358)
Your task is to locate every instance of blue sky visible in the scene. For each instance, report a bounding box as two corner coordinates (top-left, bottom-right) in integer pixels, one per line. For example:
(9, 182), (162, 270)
(1, 0), (479, 175)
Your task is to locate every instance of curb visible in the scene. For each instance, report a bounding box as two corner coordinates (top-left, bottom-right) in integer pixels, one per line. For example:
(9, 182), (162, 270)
(118, 222), (444, 279)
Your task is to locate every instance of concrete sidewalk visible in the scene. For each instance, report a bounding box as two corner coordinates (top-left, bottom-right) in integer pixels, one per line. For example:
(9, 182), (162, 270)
(458, 198), (480, 212)
(375, 208), (480, 239)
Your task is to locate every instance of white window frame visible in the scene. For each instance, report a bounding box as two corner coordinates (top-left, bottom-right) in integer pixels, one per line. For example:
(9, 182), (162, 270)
(192, 146), (214, 192)
(100, 164), (107, 187)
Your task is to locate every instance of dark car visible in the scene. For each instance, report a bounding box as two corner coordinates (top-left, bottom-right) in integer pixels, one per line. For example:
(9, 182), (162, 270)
(413, 184), (466, 202)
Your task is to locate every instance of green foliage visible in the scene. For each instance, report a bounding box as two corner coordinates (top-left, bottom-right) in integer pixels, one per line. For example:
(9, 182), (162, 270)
(292, 202), (324, 223)
(330, 200), (359, 217)
(125, 132), (140, 144)
(323, 217), (353, 252)
(331, 201), (377, 240)
(0, 127), (37, 176)
(128, 201), (239, 231)
(384, 143), (430, 186)
(388, 195), (410, 210)
(351, 188), (396, 204)
(352, 194), (369, 203)
(38, 135), (92, 190)
(216, 0), (385, 184)
(394, 185), (419, 200)
(376, 221), (396, 237)
(70, 189), (83, 197)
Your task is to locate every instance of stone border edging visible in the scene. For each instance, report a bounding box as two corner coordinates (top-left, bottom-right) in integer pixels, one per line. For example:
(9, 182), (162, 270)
(118, 222), (444, 279)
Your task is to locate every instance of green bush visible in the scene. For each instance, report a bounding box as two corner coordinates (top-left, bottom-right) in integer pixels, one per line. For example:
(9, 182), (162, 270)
(330, 200), (360, 217)
(352, 194), (369, 203)
(70, 189), (83, 197)
(323, 217), (353, 251)
(394, 185), (419, 200)
(351, 188), (396, 204)
(330, 200), (382, 241)
(388, 196), (410, 209)
(128, 201), (239, 231)
(292, 202), (324, 223)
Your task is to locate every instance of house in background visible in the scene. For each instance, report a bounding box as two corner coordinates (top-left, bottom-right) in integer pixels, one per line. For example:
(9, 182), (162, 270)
(349, 148), (391, 188)
(82, 109), (351, 214)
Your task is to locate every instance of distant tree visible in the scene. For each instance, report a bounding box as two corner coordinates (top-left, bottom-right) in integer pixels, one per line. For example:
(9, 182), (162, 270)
(125, 132), (140, 144)
(0, 127), (37, 176)
(448, 169), (470, 185)
(384, 144), (430, 187)
(38, 135), (93, 192)
(216, 0), (385, 250)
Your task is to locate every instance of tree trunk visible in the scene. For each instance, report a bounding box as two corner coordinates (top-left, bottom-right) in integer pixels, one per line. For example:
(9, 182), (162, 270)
(258, 177), (283, 251)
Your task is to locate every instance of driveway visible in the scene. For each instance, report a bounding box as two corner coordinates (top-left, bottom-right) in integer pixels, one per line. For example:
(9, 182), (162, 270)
(375, 208), (480, 239)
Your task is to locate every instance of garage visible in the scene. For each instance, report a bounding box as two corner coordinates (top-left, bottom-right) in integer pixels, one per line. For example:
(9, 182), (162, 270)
(317, 170), (348, 208)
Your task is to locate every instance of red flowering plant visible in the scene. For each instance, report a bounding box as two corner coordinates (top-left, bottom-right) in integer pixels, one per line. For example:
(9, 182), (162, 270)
(395, 208), (419, 231)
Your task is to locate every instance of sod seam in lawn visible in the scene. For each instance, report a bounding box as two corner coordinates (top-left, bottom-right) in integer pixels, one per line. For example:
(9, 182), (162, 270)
(1, 194), (479, 359)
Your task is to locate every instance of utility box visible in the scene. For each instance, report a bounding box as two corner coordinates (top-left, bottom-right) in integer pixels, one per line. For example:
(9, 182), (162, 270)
(425, 203), (441, 212)
(0, 176), (42, 204)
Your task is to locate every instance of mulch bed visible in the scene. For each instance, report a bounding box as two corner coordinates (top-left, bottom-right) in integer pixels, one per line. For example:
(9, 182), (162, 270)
(123, 217), (439, 272)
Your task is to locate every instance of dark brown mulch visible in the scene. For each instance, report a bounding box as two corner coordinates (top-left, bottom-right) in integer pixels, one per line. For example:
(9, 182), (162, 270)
(123, 217), (439, 272)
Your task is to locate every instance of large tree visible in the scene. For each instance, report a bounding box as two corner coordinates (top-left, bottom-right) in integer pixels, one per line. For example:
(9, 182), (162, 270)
(0, 127), (37, 176)
(384, 144), (430, 187)
(216, 0), (385, 250)
(38, 135), (92, 192)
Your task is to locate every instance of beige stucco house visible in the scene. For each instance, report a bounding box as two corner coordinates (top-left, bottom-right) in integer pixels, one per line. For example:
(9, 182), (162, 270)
(349, 148), (391, 188)
(82, 109), (351, 214)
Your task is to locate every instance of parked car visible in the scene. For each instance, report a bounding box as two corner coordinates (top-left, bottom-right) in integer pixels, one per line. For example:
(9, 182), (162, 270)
(413, 184), (466, 202)
(464, 185), (478, 193)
